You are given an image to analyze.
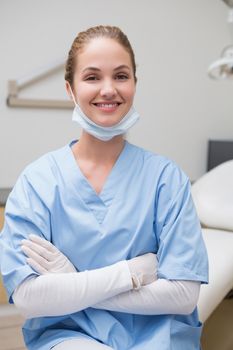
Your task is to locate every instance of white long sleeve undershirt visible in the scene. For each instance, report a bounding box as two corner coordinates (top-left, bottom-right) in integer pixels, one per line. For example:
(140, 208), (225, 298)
(13, 260), (133, 319)
(93, 279), (200, 315)
(13, 262), (200, 319)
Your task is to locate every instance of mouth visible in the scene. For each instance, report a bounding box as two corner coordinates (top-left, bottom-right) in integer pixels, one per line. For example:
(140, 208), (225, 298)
(92, 102), (122, 112)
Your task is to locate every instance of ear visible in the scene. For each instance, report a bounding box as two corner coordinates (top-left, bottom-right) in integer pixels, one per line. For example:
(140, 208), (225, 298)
(65, 81), (73, 100)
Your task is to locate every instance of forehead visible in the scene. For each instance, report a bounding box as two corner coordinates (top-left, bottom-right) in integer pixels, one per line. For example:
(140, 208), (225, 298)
(76, 37), (132, 72)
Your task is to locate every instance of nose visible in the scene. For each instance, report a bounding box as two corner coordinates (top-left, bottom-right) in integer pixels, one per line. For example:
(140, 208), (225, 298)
(100, 79), (117, 99)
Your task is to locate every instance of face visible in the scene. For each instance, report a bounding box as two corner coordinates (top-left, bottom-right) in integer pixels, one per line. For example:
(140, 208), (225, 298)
(67, 37), (136, 127)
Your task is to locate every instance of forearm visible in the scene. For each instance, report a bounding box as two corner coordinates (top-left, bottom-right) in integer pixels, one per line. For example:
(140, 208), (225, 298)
(13, 260), (132, 318)
(93, 279), (200, 315)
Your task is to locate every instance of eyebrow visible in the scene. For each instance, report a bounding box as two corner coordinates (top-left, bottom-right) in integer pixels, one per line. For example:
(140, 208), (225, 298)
(82, 65), (130, 73)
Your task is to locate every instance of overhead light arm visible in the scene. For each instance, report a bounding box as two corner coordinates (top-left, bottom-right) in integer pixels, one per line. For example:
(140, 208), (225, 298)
(207, 0), (233, 80)
(222, 0), (233, 8)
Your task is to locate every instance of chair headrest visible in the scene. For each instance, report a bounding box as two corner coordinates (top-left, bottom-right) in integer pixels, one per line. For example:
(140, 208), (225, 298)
(191, 160), (233, 231)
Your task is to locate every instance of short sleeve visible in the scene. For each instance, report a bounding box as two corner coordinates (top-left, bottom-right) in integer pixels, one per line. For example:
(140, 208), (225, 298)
(155, 164), (209, 284)
(0, 172), (51, 301)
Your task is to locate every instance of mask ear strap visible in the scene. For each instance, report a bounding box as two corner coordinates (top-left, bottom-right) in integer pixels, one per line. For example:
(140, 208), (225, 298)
(67, 83), (78, 106)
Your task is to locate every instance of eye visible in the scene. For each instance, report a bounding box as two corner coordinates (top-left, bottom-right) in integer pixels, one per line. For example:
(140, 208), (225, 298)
(85, 75), (99, 81)
(115, 73), (129, 80)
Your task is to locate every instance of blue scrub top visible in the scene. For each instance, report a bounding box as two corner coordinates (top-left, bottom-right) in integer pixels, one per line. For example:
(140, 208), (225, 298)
(0, 141), (208, 350)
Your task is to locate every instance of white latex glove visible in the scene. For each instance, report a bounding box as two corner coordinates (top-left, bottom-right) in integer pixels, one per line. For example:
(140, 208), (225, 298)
(21, 234), (77, 274)
(127, 253), (158, 289)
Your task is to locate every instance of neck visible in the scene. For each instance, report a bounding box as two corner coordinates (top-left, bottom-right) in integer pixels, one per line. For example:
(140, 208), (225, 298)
(72, 131), (126, 164)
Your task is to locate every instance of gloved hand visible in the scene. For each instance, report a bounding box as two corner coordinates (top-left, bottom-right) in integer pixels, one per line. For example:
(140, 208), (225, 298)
(127, 253), (158, 289)
(21, 234), (77, 274)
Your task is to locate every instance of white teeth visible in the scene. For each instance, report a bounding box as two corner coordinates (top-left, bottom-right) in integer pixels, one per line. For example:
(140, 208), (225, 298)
(96, 103), (118, 108)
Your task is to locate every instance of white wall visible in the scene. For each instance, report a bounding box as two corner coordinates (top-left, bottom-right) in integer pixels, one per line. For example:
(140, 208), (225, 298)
(0, 0), (233, 187)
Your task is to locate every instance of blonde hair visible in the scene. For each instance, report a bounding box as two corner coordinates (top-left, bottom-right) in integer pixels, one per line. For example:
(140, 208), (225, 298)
(65, 25), (137, 87)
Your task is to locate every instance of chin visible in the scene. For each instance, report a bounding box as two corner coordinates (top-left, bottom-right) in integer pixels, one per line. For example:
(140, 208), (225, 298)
(92, 116), (123, 127)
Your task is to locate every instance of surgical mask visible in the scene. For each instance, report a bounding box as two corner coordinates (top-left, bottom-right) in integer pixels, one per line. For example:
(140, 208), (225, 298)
(69, 88), (140, 142)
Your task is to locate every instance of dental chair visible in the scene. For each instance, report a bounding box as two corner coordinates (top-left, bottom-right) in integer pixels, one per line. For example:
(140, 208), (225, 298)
(192, 160), (233, 322)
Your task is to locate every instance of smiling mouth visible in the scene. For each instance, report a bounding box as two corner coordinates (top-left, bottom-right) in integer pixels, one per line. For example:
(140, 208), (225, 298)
(93, 102), (122, 108)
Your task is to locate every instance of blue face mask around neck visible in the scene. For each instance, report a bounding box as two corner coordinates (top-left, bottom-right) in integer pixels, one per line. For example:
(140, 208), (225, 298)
(69, 89), (140, 142)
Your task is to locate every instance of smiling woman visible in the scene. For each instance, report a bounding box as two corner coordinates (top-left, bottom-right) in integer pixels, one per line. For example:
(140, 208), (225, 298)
(0, 25), (208, 350)
(68, 38), (135, 125)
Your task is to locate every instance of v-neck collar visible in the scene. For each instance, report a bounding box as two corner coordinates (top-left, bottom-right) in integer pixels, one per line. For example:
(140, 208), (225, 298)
(57, 140), (133, 224)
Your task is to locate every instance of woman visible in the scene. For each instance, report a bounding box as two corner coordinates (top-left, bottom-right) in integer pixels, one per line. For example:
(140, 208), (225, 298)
(0, 26), (208, 350)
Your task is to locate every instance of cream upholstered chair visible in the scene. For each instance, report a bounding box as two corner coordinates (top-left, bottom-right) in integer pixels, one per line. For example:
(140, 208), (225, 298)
(192, 160), (233, 322)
